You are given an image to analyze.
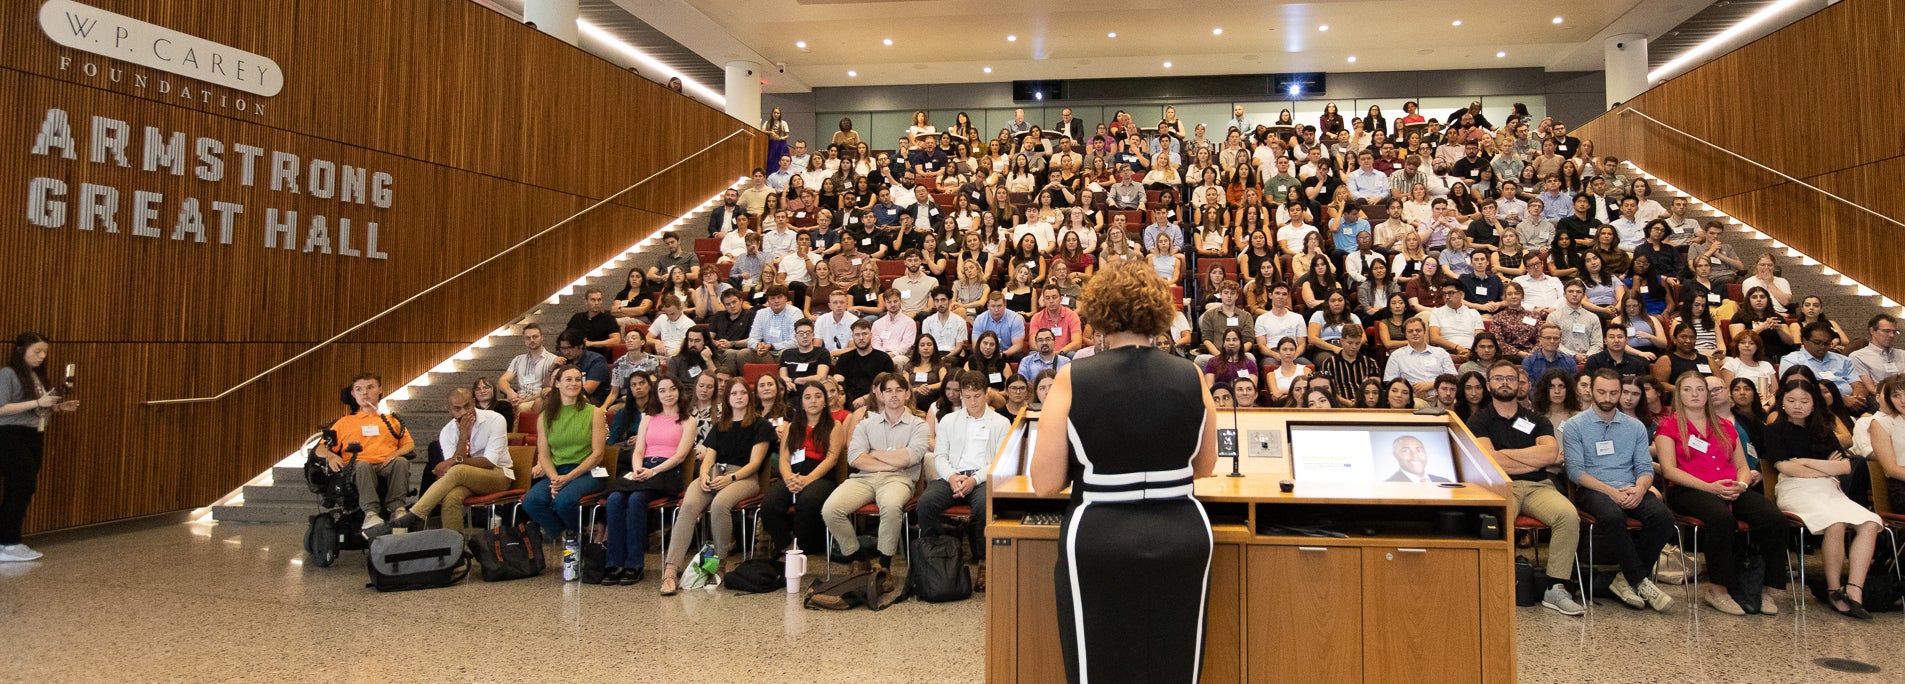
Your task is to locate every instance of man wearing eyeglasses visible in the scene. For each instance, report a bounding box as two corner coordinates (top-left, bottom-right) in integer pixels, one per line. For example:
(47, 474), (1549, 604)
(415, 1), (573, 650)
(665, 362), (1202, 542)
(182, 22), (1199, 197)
(1851, 313), (1900, 400)
(1468, 359), (1582, 616)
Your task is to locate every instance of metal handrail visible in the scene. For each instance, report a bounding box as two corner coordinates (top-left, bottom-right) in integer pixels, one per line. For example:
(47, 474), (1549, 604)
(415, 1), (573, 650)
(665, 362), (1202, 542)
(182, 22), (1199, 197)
(146, 128), (756, 405)
(1620, 108), (1905, 230)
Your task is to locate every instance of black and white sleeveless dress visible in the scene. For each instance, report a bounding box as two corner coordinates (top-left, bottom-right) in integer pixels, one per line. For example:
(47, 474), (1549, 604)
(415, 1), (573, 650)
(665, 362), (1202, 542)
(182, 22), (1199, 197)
(1055, 345), (1212, 684)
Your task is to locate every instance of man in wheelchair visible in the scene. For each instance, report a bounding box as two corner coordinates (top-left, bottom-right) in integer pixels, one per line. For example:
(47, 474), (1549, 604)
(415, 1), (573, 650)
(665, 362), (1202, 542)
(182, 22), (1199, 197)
(314, 373), (415, 535)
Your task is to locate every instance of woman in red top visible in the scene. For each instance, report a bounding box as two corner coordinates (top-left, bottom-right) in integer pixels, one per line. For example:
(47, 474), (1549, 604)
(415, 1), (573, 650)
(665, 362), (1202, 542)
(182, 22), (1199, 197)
(1653, 371), (1791, 616)
(760, 383), (846, 557)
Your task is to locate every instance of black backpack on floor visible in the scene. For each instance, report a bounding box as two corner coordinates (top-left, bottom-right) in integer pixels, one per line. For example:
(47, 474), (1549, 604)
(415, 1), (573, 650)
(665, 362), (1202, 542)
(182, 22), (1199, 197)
(305, 508), (368, 568)
(469, 521), (546, 582)
(365, 529), (470, 592)
(907, 533), (972, 603)
(724, 559), (786, 594)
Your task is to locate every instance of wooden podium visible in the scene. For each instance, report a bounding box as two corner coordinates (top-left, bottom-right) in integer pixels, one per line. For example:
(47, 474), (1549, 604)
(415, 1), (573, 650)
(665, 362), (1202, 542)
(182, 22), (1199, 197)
(983, 410), (1517, 683)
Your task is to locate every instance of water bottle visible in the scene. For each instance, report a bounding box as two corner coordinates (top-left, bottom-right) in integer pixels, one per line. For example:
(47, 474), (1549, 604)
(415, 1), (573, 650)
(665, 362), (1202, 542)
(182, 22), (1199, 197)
(562, 537), (579, 581)
(784, 539), (807, 594)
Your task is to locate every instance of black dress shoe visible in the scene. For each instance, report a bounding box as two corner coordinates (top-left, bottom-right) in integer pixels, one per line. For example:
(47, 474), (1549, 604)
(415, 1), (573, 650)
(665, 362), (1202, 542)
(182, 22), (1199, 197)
(594, 567), (620, 585)
(620, 567), (645, 586)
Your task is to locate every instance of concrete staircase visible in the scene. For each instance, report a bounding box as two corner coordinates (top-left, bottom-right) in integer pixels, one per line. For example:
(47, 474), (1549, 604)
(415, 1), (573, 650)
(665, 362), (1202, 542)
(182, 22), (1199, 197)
(1624, 162), (1891, 319)
(212, 186), (734, 523)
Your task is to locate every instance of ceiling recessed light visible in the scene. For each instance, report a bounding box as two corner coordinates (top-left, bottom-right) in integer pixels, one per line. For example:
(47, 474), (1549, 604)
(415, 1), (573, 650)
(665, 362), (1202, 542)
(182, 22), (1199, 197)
(1212, 27), (1223, 35)
(1006, 34), (1017, 42)
(882, 38), (893, 46)
(1452, 20), (1463, 26)
(983, 66), (992, 73)
(1496, 51), (1507, 58)
(1318, 24), (1329, 32)
(1162, 61), (1173, 68)
(795, 41), (807, 49)
(1346, 55), (1357, 63)
(1107, 32), (1117, 38)
(1553, 16), (1564, 24)
(847, 70), (857, 77)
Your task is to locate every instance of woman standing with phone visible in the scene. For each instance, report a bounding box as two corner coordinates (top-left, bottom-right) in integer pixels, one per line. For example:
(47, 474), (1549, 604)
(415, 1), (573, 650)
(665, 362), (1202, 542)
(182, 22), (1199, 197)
(0, 333), (79, 562)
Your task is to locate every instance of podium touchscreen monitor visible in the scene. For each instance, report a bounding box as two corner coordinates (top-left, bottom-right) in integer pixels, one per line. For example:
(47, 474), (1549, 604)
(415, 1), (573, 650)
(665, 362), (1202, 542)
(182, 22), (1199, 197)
(1288, 425), (1459, 483)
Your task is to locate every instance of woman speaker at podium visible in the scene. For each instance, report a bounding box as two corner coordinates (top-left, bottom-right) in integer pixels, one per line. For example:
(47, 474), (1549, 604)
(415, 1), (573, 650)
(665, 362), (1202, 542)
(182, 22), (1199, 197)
(1031, 261), (1219, 683)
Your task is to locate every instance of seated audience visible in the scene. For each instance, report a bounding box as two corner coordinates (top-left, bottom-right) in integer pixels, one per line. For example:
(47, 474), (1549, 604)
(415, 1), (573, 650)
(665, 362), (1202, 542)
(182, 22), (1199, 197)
(823, 373), (930, 586)
(519, 366), (606, 543)
(319, 374), (417, 532)
(391, 389), (511, 536)
(1467, 360), (1583, 616)
(1763, 379), (1885, 619)
(661, 378), (770, 595)
(599, 375), (695, 586)
(1563, 370), (1675, 612)
(1653, 372), (1789, 616)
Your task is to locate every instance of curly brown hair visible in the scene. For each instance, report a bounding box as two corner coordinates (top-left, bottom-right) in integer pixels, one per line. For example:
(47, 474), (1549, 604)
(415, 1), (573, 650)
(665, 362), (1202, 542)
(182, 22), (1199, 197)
(1078, 260), (1175, 336)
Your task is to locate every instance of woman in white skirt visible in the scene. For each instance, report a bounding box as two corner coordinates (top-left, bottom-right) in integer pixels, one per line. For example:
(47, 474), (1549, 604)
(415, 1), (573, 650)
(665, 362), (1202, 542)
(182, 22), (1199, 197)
(1762, 378), (1883, 619)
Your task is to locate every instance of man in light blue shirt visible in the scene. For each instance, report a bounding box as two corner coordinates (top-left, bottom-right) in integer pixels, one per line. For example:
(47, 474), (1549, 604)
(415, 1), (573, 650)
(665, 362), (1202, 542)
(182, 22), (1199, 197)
(1330, 204), (1371, 254)
(1781, 321), (1864, 403)
(1017, 329), (1069, 380)
(972, 293), (1027, 359)
(766, 156), (794, 191)
(1226, 105), (1250, 138)
(1562, 369), (1676, 612)
(1346, 151), (1390, 203)
(1141, 208), (1185, 253)
(740, 286), (801, 364)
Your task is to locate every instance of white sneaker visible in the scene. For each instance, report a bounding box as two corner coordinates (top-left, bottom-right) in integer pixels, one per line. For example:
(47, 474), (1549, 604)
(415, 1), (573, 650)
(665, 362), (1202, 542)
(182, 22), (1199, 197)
(361, 513), (385, 532)
(1608, 575), (1645, 609)
(1637, 578), (1674, 612)
(0, 544), (43, 561)
(1542, 585), (1586, 616)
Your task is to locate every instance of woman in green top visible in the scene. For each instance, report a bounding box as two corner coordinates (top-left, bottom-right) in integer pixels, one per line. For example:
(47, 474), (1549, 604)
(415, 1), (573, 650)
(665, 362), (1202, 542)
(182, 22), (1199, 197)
(661, 377), (771, 595)
(520, 366), (607, 540)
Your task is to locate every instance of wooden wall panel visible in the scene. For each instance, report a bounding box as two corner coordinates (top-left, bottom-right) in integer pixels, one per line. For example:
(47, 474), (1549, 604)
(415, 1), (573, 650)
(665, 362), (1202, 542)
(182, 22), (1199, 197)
(1573, 0), (1905, 306)
(0, 0), (765, 533)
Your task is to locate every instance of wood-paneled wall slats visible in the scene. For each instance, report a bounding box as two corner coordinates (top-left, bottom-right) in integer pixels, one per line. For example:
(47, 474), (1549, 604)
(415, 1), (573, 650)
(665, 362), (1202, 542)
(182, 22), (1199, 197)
(0, 0), (765, 533)
(1573, 0), (1905, 308)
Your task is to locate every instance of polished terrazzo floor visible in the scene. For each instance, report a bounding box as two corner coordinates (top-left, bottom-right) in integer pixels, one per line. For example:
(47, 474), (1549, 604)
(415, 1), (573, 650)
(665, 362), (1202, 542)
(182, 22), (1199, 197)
(1, 519), (1899, 683)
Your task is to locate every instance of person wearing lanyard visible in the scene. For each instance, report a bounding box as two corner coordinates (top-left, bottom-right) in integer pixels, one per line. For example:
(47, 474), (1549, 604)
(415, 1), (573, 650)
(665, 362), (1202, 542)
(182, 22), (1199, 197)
(1563, 369), (1676, 612)
(919, 372), (1011, 588)
(0, 333), (78, 562)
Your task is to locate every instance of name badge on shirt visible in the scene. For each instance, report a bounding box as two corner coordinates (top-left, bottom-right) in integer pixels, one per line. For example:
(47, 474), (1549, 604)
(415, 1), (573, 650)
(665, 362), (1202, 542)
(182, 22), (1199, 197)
(1512, 417), (1536, 434)
(1237, 369), (1253, 379)
(790, 448), (807, 465)
(852, 258), (864, 265)
(1522, 316), (1537, 326)
(1062, 296), (1073, 307)
(989, 372), (1004, 384)
(1595, 440), (1615, 456)
(1227, 316), (1240, 326)
(795, 362), (810, 372)
(914, 372), (929, 382)
(900, 289), (913, 300)
(794, 212), (807, 219)
(1687, 435), (1710, 453)
(1697, 363), (1712, 374)
(361, 425), (380, 437)
(1475, 286), (1488, 296)
(1572, 323), (1587, 335)
(1708, 293), (1721, 304)
(1709, 257), (1721, 265)
(688, 366), (702, 377)
(861, 238), (873, 246)
(1004, 293), (1016, 300)
(1050, 327), (1064, 337)
(1887, 361), (1900, 373)
(1627, 327), (1638, 337)
(1639, 286), (1649, 294)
